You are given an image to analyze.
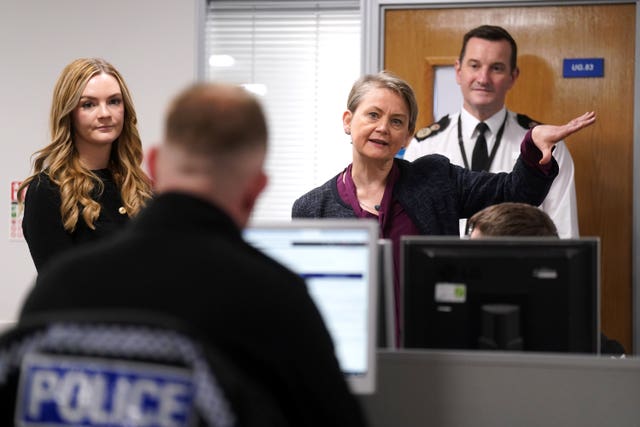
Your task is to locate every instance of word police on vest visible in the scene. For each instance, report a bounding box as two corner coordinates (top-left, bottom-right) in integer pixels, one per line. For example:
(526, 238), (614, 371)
(16, 353), (195, 426)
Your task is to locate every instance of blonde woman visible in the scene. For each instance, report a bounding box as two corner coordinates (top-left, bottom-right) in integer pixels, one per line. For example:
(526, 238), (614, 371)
(19, 58), (153, 271)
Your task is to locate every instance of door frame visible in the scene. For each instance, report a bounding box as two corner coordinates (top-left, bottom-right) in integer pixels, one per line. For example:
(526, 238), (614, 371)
(361, 0), (640, 354)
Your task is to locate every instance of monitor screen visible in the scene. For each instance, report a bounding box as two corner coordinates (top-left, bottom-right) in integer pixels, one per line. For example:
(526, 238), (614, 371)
(243, 219), (378, 394)
(401, 237), (599, 353)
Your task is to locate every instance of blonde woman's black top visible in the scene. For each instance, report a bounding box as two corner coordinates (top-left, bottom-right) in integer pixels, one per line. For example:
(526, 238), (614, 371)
(22, 169), (128, 272)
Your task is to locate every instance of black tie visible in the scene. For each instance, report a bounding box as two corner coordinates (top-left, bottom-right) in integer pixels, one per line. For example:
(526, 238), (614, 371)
(471, 122), (489, 171)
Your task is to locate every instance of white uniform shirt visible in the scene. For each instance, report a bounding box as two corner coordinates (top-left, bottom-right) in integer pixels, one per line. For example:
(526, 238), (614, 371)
(403, 108), (579, 238)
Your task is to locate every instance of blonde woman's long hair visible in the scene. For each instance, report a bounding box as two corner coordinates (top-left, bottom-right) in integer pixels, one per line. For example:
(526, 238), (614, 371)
(18, 58), (152, 232)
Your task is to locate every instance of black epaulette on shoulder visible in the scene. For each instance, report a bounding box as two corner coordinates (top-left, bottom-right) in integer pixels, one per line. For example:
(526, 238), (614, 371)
(414, 115), (451, 142)
(516, 113), (542, 130)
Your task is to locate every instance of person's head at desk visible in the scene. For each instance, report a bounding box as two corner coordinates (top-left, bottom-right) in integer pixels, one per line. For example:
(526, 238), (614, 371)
(467, 202), (558, 238)
(467, 202), (625, 356)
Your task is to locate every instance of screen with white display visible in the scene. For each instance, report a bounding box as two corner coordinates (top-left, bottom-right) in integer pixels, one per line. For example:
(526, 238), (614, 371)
(244, 219), (378, 394)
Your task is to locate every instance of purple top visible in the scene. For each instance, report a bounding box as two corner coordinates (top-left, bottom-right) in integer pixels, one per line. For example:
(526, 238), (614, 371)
(337, 162), (420, 260)
(337, 162), (420, 345)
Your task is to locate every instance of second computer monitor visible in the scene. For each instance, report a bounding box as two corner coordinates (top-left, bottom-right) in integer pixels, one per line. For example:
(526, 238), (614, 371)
(401, 237), (599, 354)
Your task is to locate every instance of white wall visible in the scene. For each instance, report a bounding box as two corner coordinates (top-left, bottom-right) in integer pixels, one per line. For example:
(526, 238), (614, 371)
(0, 0), (201, 325)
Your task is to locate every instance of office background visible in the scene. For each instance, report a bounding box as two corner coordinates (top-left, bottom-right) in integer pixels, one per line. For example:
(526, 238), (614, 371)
(0, 0), (638, 354)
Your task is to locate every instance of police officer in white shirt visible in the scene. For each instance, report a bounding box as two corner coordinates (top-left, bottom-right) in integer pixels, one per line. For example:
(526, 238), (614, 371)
(403, 25), (578, 238)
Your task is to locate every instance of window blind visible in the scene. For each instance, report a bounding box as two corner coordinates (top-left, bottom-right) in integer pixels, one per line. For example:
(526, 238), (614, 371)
(205, 1), (361, 221)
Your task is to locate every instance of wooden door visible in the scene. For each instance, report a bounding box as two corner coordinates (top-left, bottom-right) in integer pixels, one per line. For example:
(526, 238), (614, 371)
(384, 4), (635, 352)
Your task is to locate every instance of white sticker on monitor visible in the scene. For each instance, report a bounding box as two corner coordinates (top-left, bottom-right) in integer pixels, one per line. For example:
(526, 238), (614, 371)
(533, 267), (558, 279)
(434, 282), (467, 303)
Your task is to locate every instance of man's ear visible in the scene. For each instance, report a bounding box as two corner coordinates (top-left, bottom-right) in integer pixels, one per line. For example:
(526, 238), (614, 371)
(510, 66), (520, 87)
(454, 59), (462, 85)
(250, 170), (268, 204)
(243, 170), (268, 214)
(146, 146), (159, 183)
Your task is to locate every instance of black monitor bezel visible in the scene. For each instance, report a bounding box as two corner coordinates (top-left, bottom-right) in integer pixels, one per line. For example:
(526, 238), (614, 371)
(401, 236), (600, 354)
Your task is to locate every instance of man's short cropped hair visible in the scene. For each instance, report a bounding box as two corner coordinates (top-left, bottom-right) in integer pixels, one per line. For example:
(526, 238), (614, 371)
(165, 82), (267, 156)
(459, 25), (518, 72)
(468, 202), (559, 237)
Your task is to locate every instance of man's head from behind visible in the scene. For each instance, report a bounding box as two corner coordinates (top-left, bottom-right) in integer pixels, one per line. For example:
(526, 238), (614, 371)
(150, 82), (268, 227)
(468, 202), (558, 238)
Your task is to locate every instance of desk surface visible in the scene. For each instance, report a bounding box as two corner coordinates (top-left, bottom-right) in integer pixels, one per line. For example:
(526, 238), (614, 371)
(360, 350), (640, 427)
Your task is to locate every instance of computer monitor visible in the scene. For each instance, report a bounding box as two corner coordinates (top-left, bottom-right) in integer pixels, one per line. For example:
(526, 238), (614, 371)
(243, 219), (378, 394)
(401, 236), (599, 353)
